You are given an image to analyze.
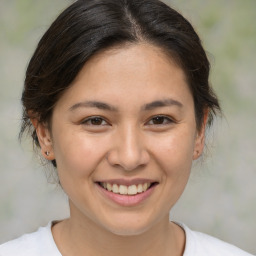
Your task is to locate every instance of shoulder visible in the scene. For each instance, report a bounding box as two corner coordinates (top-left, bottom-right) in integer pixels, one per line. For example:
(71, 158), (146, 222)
(177, 222), (254, 256)
(0, 222), (61, 256)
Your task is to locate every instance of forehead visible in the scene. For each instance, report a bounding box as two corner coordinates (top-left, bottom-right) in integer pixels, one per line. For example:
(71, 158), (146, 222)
(75, 43), (184, 83)
(55, 43), (192, 111)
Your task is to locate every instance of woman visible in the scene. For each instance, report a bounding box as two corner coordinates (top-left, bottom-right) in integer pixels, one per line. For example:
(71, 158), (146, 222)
(0, 0), (253, 255)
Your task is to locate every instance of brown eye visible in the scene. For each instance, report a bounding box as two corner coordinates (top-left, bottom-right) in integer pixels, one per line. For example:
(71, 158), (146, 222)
(152, 116), (165, 124)
(91, 117), (103, 125)
(82, 117), (108, 126)
(147, 115), (173, 125)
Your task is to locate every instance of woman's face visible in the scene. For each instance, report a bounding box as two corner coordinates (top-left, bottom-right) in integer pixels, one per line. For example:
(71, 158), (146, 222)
(38, 43), (205, 235)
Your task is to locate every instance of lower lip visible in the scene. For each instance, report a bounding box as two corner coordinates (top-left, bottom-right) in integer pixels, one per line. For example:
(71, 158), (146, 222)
(96, 183), (156, 207)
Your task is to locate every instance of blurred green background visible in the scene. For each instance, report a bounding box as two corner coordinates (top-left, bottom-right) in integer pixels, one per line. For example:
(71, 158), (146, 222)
(0, 0), (255, 254)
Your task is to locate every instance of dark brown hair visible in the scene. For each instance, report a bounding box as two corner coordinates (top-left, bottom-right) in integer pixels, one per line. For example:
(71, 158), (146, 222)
(20, 0), (220, 167)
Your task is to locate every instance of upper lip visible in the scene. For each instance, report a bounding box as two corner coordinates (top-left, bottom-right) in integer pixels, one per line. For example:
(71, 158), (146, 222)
(96, 178), (158, 186)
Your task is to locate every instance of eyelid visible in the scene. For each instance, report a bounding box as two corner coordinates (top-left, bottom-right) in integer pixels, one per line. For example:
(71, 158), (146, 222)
(79, 115), (175, 126)
(145, 115), (175, 125)
(81, 116), (110, 126)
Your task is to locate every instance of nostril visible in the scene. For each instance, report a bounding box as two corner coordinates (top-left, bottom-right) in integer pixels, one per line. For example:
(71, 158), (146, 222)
(106, 142), (150, 171)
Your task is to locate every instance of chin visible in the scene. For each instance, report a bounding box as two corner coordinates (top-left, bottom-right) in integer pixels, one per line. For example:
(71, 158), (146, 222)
(100, 216), (156, 237)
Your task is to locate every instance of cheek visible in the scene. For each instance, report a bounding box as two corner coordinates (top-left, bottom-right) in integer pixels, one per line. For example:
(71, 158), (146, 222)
(149, 128), (195, 176)
(52, 131), (109, 180)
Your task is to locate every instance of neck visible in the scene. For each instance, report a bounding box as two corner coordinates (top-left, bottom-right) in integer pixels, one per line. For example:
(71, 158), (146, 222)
(52, 210), (185, 256)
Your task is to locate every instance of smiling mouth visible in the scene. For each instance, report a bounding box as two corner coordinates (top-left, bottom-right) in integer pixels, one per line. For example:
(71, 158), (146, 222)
(98, 182), (158, 195)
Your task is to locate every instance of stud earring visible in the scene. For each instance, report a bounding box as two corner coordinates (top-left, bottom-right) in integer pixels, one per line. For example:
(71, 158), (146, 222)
(45, 151), (50, 156)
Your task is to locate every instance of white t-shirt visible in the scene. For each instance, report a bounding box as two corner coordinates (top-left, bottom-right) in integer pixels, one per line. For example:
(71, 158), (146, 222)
(0, 222), (254, 256)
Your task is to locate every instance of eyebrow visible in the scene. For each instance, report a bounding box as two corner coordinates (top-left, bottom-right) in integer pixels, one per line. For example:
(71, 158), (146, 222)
(69, 98), (183, 112)
(141, 99), (183, 111)
(69, 101), (118, 112)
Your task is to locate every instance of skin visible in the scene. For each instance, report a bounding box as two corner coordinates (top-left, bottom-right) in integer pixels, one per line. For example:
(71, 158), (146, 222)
(34, 43), (207, 256)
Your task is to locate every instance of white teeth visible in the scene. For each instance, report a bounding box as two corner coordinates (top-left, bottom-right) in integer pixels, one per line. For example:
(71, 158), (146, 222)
(143, 183), (149, 191)
(137, 184), (143, 193)
(119, 185), (128, 195)
(128, 185), (137, 195)
(100, 182), (152, 195)
(106, 183), (112, 191)
(112, 184), (119, 193)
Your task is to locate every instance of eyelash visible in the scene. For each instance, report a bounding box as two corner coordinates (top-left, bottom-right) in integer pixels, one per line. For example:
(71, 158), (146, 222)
(81, 115), (174, 126)
(81, 116), (109, 126)
(146, 115), (174, 126)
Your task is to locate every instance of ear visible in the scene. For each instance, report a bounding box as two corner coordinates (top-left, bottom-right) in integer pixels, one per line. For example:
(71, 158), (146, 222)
(31, 118), (55, 160)
(193, 109), (208, 160)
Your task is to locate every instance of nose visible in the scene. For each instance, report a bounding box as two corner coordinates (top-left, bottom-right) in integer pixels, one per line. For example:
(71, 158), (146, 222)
(107, 126), (150, 171)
